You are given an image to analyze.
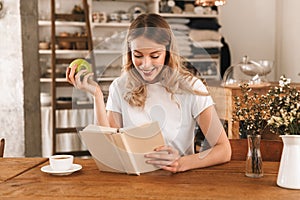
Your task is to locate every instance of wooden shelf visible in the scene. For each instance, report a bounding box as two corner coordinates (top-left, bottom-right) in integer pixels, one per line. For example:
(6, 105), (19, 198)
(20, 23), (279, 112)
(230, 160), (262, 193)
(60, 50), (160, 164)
(92, 22), (130, 28)
(39, 49), (89, 54)
(38, 20), (86, 27)
(40, 78), (70, 85)
(55, 14), (85, 22)
(55, 127), (80, 134)
(56, 102), (93, 110)
(93, 49), (122, 54)
(41, 76), (117, 84)
(187, 57), (220, 62)
(40, 49), (122, 55)
(159, 13), (218, 18)
(56, 36), (88, 42)
(55, 58), (78, 65)
(201, 75), (220, 79)
(97, 77), (117, 82)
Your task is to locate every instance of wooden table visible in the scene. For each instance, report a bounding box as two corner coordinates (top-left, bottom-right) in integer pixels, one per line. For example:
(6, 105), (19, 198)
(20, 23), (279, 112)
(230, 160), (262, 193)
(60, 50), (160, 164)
(0, 158), (299, 199)
(0, 157), (47, 182)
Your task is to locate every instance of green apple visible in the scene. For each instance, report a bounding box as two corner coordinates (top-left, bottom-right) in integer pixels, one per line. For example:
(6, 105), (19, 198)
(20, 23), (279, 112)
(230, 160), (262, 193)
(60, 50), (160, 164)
(68, 58), (92, 74)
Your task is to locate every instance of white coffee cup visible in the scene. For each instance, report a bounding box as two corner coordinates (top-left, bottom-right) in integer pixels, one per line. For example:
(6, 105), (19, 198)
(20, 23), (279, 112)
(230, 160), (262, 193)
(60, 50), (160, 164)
(49, 155), (74, 171)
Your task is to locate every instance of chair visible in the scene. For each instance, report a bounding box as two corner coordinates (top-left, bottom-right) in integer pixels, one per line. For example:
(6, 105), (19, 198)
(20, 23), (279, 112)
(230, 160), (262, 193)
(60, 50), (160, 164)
(0, 138), (5, 157)
(230, 139), (283, 162)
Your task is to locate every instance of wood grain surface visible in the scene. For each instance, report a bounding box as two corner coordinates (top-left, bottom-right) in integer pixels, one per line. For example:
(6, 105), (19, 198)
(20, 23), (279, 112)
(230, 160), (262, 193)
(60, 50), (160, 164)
(0, 158), (299, 199)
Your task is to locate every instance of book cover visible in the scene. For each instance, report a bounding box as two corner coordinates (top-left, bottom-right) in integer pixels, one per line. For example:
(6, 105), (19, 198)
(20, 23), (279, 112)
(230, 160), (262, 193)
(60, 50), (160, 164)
(79, 121), (165, 175)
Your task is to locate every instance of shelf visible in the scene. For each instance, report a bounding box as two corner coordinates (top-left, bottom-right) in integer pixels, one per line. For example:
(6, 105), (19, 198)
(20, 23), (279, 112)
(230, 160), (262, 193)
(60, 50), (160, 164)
(38, 20), (86, 27)
(41, 77), (117, 83)
(201, 75), (220, 79)
(187, 58), (219, 62)
(39, 49), (122, 55)
(92, 0), (155, 3)
(55, 127), (84, 134)
(40, 78), (73, 86)
(97, 77), (117, 82)
(93, 49), (122, 54)
(56, 36), (88, 42)
(92, 22), (130, 28)
(55, 14), (85, 22)
(40, 78), (66, 82)
(56, 102), (93, 110)
(159, 13), (218, 18)
(39, 49), (90, 55)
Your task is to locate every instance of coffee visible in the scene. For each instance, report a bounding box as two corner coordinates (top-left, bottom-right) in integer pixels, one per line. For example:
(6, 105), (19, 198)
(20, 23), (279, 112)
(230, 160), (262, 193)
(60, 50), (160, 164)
(54, 157), (69, 159)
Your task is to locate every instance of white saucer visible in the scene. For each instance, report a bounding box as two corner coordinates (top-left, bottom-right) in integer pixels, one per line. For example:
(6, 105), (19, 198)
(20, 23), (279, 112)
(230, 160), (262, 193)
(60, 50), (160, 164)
(41, 164), (82, 176)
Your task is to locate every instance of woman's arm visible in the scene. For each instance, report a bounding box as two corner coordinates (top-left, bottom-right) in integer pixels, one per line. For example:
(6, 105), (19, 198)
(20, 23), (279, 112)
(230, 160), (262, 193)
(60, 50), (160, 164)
(93, 87), (110, 126)
(107, 111), (123, 128)
(145, 105), (231, 173)
(178, 105), (232, 172)
(66, 65), (110, 126)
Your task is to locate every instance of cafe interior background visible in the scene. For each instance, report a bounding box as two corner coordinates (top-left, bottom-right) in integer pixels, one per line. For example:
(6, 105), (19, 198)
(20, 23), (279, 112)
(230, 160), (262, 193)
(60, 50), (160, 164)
(0, 0), (299, 157)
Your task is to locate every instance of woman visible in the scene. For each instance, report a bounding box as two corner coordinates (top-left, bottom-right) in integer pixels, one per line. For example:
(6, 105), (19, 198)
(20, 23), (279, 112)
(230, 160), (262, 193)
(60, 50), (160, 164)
(67, 13), (231, 173)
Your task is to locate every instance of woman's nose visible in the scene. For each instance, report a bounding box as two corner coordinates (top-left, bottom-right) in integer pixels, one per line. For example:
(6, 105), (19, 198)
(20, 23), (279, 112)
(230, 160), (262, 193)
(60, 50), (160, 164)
(142, 56), (152, 69)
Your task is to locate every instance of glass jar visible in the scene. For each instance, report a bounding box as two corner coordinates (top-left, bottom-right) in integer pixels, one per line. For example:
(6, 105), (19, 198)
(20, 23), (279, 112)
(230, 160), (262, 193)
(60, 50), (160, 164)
(245, 134), (263, 178)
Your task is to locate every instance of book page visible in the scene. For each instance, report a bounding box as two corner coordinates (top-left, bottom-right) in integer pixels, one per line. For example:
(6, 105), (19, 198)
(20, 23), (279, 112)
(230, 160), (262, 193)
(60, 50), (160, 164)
(83, 124), (118, 134)
(80, 122), (165, 175)
(110, 134), (139, 175)
(121, 121), (166, 174)
(79, 125), (126, 173)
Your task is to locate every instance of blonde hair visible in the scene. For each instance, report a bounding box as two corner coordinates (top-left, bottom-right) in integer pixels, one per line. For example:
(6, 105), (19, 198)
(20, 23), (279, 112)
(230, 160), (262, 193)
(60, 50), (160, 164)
(122, 13), (208, 108)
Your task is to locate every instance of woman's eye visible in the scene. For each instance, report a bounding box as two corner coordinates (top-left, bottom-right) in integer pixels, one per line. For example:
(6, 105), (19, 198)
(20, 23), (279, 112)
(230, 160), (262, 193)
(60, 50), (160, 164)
(133, 54), (143, 58)
(151, 55), (159, 59)
(133, 53), (160, 59)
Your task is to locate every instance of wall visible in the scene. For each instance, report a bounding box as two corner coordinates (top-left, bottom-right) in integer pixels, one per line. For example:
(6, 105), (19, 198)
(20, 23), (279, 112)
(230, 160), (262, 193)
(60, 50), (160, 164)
(220, 0), (300, 82)
(276, 0), (300, 82)
(0, 0), (24, 156)
(0, 0), (41, 157)
(219, 0), (276, 81)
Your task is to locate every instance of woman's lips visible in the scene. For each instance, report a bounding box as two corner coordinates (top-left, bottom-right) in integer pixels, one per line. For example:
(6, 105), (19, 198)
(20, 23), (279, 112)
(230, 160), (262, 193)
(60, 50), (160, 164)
(141, 67), (155, 76)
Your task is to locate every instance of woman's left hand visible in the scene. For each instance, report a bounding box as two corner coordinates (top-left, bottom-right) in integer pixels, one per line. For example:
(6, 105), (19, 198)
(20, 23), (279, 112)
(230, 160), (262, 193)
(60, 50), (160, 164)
(145, 145), (181, 173)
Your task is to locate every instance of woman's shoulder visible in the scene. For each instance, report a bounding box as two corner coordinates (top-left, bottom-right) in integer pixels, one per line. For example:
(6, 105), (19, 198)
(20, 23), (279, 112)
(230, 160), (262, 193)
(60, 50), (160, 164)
(189, 76), (208, 92)
(109, 74), (128, 91)
(111, 74), (126, 85)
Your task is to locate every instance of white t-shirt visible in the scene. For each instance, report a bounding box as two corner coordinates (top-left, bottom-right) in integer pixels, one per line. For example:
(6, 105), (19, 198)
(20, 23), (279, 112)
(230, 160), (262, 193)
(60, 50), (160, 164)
(106, 76), (214, 155)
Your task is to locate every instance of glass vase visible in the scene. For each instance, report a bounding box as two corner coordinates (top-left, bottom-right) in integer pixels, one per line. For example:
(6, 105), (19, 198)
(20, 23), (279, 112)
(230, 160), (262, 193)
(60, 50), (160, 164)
(245, 134), (263, 178)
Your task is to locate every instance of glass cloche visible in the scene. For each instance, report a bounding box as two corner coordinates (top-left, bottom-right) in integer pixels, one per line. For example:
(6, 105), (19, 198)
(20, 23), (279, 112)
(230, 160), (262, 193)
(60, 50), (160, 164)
(222, 56), (273, 88)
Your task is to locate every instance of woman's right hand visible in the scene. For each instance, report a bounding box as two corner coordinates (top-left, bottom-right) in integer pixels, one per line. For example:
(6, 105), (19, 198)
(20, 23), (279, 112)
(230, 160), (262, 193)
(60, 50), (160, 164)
(66, 64), (101, 96)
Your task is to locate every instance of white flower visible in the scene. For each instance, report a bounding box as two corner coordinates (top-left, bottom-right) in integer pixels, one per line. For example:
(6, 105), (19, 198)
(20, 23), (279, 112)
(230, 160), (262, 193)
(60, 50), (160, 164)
(279, 80), (284, 87)
(233, 76), (299, 135)
(268, 116), (282, 125)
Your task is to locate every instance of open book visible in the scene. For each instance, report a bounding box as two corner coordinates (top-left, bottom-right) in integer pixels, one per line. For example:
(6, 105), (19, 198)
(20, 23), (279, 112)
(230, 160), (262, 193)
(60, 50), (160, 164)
(79, 121), (165, 175)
